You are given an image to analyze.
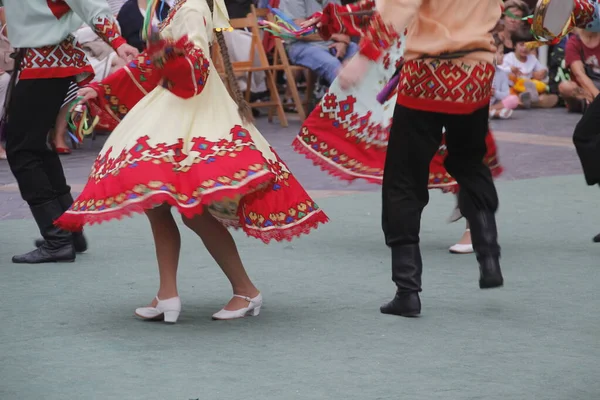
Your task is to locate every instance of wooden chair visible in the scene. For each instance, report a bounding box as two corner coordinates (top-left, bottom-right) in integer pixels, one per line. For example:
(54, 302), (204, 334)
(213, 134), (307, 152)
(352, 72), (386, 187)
(253, 6), (316, 121)
(211, 12), (288, 127)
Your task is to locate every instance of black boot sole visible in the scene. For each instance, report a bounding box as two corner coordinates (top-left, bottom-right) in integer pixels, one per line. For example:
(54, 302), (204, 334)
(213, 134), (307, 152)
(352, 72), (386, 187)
(379, 293), (421, 317)
(479, 278), (504, 289)
(12, 259), (75, 264)
(380, 307), (420, 317)
(34, 237), (87, 253)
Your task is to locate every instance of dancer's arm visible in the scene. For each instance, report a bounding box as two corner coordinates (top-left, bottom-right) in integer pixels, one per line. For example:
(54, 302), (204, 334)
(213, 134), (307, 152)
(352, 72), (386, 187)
(316, 0), (376, 39)
(357, 0), (421, 62)
(86, 52), (162, 122)
(64, 0), (126, 50)
(145, 7), (211, 99)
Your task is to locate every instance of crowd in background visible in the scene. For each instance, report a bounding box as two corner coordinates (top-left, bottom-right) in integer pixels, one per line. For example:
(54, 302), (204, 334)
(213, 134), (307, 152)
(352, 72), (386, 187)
(0, 0), (599, 159)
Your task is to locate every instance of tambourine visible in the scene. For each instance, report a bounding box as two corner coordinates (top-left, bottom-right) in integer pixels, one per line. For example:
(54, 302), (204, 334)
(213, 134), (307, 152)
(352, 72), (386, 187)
(530, 0), (600, 46)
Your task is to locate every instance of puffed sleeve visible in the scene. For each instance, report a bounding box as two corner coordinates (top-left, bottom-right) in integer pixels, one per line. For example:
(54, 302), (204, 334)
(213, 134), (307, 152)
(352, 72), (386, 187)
(316, 0), (375, 39)
(145, 5), (211, 99)
(88, 52), (162, 122)
(358, 0), (421, 62)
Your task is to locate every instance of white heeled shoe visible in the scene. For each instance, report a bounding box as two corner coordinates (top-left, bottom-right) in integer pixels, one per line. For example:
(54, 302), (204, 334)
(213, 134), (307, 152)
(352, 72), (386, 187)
(135, 296), (181, 324)
(212, 293), (263, 320)
(449, 243), (474, 254)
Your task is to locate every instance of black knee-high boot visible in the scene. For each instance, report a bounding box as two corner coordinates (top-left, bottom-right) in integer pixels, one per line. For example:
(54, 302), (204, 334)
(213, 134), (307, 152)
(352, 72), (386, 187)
(380, 244), (422, 317)
(468, 211), (503, 289)
(34, 193), (87, 253)
(13, 198), (76, 263)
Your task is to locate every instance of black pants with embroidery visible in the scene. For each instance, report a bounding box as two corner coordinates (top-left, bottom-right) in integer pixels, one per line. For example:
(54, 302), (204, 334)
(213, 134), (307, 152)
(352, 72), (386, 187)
(5, 77), (72, 206)
(382, 104), (499, 248)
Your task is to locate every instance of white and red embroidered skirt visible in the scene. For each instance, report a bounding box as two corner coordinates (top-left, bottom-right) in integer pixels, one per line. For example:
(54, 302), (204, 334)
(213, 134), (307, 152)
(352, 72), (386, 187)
(294, 57), (503, 191)
(56, 71), (328, 243)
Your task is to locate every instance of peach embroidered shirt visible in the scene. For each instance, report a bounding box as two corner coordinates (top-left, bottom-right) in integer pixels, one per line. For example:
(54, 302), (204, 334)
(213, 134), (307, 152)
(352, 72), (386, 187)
(360, 0), (503, 64)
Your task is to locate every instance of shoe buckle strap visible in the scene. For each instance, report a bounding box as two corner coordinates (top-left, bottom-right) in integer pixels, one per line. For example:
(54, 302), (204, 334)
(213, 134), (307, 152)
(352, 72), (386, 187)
(233, 294), (253, 302)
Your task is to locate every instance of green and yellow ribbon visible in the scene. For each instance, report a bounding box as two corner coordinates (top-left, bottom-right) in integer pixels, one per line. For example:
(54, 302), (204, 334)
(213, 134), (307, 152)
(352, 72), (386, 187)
(66, 97), (99, 144)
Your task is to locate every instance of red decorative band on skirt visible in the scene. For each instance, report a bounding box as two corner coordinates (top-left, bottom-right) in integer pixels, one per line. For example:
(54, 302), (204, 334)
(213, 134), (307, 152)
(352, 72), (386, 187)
(396, 59), (495, 115)
(56, 129), (329, 244)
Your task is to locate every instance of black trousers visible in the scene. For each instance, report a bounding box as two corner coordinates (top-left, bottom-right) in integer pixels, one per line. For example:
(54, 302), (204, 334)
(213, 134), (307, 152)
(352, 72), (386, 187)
(382, 104), (499, 247)
(5, 78), (72, 206)
(573, 94), (600, 186)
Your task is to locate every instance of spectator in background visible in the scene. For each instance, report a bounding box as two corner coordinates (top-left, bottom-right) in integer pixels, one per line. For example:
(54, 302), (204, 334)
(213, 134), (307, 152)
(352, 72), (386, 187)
(501, 29), (559, 108)
(49, 25), (127, 154)
(279, 0), (358, 85)
(499, 0), (530, 54)
(117, 0), (173, 52)
(222, 0), (267, 97)
(0, 6), (11, 160)
(107, 0), (127, 15)
(490, 34), (519, 119)
(560, 29), (600, 113)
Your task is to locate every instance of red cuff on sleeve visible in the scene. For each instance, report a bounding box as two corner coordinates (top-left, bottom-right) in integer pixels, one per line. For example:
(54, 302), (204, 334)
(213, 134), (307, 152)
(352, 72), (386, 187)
(111, 36), (127, 52)
(358, 37), (383, 61)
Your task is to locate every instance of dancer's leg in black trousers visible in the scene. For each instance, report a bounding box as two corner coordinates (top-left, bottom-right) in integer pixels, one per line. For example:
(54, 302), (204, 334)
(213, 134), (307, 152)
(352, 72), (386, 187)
(572, 94), (600, 241)
(444, 105), (503, 289)
(380, 105), (503, 317)
(5, 78), (80, 263)
(573, 94), (600, 186)
(380, 105), (444, 317)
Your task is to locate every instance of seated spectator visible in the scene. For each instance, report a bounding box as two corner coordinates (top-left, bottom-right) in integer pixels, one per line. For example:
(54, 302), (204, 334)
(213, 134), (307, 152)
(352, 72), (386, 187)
(489, 34), (519, 119)
(501, 29), (559, 108)
(278, 0), (358, 86)
(560, 28), (600, 113)
(222, 0), (267, 97)
(117, 0), (173, 52)
(50, 25), (126, 154)
(499, 0), (530, 54)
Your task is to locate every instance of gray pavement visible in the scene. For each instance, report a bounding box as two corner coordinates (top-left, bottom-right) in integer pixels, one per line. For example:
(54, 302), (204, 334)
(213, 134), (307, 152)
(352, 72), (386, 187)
(1, 108), (599, 400)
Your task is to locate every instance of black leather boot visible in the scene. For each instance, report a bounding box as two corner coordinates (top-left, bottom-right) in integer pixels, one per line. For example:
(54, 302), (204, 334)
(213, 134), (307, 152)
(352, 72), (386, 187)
(13, 199), (76, 264)
(380, 244), (422, 317)
(469, 211), (503, 289)
(34, 193), (87, 253)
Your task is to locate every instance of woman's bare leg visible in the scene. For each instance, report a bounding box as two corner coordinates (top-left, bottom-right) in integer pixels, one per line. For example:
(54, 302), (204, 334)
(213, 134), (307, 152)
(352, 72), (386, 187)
(183, 209), (259, 310)
(53, 105), (71, 149)
(145, 204), (181, 305)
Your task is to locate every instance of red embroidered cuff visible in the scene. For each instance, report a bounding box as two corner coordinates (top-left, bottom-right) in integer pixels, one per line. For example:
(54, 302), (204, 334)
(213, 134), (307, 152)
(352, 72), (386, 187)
(111, 36), (127, 52)
(92, 15), (125, 50)
(358, 37), (383, 61)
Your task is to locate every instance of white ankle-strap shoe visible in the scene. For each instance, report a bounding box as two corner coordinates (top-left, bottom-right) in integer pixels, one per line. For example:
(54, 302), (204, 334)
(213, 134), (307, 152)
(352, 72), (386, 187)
(135, 296), (181, 324)
(449, 243), (474, 254)
(212, 293), (263, 320)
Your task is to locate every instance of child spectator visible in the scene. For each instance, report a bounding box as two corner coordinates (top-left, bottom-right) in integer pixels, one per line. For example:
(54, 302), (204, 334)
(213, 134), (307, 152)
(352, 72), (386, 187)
(501, 29), (559, 108)
(490, 34), (519, 119)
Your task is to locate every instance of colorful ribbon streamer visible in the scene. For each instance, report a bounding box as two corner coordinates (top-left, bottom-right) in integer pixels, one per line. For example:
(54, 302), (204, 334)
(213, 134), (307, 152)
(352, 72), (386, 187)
(142, 0), (161, 42)
(66, 97), (99, 144)
(258, 7), (316, 39)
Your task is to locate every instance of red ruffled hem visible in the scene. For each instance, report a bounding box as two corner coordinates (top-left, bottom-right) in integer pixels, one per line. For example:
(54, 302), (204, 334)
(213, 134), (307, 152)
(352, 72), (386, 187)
(56, 168), (329, 244)
(294, 123), (504, 194)
(292, 137), (383, 185)
(56, 129), (330, 244)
